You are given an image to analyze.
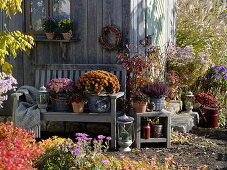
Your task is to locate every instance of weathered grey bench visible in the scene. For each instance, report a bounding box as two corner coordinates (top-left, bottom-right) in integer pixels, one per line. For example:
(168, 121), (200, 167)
(12, 64), (126, 149)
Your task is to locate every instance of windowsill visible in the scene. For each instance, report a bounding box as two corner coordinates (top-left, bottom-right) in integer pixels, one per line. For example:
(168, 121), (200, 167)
(35, 36), (79, 42)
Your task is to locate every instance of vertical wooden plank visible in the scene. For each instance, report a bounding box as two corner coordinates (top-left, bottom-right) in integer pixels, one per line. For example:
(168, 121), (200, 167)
(63, 70), (68, 77)
(40, 70), (46, 87)
(96, 0), (103, 63)
(87, 0), (97, 64)
(35, 70), (40, 88)
(74, 70), (79, 81)
(69, 70), (74, 80)
(74, 0), (88, 64)
(52, 70), (57, 79)
(102, 0), (122, 64)
(122, 0), (130, 44)
(57, 70), (63, 78)
(137, 0), (146, 53)
(46, 70), (51, 85)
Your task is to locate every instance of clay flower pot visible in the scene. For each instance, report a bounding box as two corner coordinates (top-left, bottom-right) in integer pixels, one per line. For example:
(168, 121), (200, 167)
(72, 102), (84, 113)
(133, 102), (147, 113)
(45, 32), (55, 39)
(62, 32), (72, 40)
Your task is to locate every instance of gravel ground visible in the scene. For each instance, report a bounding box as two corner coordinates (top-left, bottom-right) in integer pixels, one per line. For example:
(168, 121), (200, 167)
(106, 128), (227, 170)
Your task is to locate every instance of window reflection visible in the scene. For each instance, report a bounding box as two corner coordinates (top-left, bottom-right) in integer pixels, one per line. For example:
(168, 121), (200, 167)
(53, 0), (70, 20)
(30, 0), (45, 31)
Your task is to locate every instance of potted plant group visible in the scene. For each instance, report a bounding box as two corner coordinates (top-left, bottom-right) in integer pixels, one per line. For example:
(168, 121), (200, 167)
(69, 88), (87, 113)
(194, 92), (219, 128)
(141, 82), (169, 111)
(59, 19), (73, 40)
(76, 70), (120, 112)
(42, 16), (58, 39)
(132, 89), (149, 113)
(46, 78), (74, 112)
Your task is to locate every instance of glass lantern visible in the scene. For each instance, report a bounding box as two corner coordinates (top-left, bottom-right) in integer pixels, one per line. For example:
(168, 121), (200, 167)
(185, 91), (194, 113)
(37, 85), (49, 113)
(117, 114), (134, 152)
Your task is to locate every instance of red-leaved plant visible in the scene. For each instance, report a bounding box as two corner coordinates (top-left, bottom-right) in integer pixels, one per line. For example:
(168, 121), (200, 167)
(0, 122), (44, 170)
(194, 93), (218, 108)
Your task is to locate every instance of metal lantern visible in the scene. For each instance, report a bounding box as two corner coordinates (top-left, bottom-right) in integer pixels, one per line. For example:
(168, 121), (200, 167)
(185, 91), (194, 113)
(117, 114), (134, 152)
(37, 85), (49, 113)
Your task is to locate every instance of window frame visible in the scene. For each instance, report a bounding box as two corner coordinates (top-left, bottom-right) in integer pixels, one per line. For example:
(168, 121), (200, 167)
(25, 0), (72, 35)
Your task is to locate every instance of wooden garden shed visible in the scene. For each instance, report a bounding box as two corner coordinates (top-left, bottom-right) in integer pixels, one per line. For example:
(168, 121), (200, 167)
(0, 0), (175, 117)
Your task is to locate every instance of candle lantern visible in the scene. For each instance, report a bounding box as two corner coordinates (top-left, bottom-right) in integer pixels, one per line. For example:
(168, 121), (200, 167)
(185, 91), (194, 113)
(117, 114), (134, 152)
(37, 85), (49, 113)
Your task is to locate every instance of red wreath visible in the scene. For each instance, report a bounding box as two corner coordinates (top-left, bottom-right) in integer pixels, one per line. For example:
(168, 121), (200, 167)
(99, 26), (121, 50)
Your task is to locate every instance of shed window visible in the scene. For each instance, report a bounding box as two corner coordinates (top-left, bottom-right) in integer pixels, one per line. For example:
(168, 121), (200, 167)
(25, 0), (71, 34)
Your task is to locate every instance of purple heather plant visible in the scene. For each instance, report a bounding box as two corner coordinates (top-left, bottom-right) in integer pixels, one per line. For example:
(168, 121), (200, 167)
(0, 72), (17, 108)
(141, 82), (169, 99)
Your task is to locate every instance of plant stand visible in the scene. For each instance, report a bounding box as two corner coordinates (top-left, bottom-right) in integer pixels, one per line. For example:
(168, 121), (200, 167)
(134, 110), (171, 148)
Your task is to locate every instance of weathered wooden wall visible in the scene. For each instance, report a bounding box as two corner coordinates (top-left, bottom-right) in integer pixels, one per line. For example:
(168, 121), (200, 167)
(0, 0), (175, 116)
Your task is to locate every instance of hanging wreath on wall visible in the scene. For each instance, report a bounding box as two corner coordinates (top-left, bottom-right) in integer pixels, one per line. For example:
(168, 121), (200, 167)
(99, 25), (121, 50)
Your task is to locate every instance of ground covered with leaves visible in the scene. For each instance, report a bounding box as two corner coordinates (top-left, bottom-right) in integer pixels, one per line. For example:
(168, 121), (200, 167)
(107, 128), (227, 170)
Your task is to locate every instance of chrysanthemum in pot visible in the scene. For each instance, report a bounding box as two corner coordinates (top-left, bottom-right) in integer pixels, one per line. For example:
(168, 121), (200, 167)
(59, 19), (73, 40)
(46, 78), (74, 112)
(141, 82), (169, 111)
(76, 70), (120, 112)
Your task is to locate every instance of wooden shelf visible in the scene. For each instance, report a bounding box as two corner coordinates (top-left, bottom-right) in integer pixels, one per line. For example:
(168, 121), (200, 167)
(141, 138), (167, 143)
(135, 110), (171, 148)
(35, 37), (78, 42)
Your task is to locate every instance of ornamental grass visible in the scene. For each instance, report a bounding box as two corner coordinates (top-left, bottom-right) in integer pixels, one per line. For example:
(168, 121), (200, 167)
(76, 70), (120, 95)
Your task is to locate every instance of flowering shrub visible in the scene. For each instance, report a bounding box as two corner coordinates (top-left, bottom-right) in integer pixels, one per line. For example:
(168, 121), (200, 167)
(59, 19), (73, 33)
(167, 45), (210, 89)
(76, 70), (120, 94)
(0, 72), (17, 108)
(0, 122), (44, 170)
(37, 133), (112, 169)
(42, 16), (58, 32)
(194, 93), (218, 108)
(46, 78), (74, 98)
(202, 65), (227, 93)
(141, 82), (169, 99)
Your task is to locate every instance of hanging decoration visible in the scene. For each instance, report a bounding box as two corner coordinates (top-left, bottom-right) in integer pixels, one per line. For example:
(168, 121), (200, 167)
(99, 25), (121, 50)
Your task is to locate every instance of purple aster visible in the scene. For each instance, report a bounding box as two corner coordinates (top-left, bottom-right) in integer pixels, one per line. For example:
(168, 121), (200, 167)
(213, 73), (220, 78)
(106, 136), (112, 141)
(102, 160), (110, 165)
(72, 149), (81, 156)
(98, 135), (106, 140)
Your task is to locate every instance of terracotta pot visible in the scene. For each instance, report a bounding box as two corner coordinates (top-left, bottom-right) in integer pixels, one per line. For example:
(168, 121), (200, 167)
(72, 102), (84, 113)
(133, 102), (147, 113)
(45, 32), (55, 39)
(62, 32), (72, 40)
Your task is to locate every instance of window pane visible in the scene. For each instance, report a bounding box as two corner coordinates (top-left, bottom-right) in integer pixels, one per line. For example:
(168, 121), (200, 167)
(30, 0), (45, 31)
(53, 0), (70, 20)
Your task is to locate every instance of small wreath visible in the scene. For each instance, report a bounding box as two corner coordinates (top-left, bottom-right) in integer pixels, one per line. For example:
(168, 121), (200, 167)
(99, 25), (121, 50)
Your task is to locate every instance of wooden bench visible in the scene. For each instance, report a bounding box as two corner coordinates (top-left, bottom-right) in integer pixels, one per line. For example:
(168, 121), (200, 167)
(12, 64), (126, 149)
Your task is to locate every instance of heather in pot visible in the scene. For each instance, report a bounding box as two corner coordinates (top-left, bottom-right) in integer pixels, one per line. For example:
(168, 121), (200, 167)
(141, 82), (169, 99)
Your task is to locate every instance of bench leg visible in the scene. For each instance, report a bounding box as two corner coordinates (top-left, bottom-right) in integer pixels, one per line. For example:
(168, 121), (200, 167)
(111, 121), (116, 149)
